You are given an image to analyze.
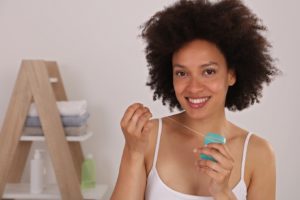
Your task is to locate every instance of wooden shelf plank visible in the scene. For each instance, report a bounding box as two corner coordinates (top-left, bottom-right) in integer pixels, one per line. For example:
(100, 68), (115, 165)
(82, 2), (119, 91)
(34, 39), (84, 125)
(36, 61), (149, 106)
(3, 183), (108, 200)
(0, 60), (87, 199)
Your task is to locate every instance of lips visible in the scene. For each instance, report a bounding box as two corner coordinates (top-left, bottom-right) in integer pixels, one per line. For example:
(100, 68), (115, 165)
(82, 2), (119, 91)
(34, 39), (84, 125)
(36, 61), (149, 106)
(186, 97), (210, 108)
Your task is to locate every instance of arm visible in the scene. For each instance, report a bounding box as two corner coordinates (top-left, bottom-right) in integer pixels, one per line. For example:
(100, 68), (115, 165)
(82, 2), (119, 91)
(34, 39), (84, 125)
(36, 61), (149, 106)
(110, 103), (153, 200)
(247, 136), (276, 200)
(110, 146), (147, 200)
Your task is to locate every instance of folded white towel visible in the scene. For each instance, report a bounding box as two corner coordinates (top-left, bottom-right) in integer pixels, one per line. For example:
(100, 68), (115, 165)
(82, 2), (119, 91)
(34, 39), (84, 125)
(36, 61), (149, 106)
(28, 100), (87, 117)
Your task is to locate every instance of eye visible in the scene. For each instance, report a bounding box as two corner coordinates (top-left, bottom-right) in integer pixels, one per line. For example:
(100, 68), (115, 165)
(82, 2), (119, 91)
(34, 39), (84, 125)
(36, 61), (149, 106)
(175, 71), (187, 77)
(203, 68), (216, 76)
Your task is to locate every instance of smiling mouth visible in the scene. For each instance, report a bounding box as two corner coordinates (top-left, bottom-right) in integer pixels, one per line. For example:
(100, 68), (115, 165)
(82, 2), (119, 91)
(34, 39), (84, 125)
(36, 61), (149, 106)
(185, 97), (210, 108)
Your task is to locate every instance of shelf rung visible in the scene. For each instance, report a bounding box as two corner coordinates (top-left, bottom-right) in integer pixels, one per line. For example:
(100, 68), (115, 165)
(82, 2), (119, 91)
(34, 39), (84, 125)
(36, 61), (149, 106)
(3, 183), (108, 199)
(20, 131), (93, 142)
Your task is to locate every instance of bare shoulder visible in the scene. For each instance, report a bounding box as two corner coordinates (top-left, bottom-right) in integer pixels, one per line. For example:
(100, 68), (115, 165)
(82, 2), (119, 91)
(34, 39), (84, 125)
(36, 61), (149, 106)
(247, 133), (276, 181)
(246, 134), (276, 199)
(248, 134), (275, 163)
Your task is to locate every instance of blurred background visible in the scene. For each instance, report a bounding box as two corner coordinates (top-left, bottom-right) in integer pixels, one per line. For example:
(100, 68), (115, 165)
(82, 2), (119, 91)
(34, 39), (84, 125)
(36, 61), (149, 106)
(0, 0), (299, 199)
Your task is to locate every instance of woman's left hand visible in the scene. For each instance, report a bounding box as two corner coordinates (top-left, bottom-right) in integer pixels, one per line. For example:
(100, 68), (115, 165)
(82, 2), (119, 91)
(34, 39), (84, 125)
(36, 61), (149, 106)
(194, 143), (236, 199)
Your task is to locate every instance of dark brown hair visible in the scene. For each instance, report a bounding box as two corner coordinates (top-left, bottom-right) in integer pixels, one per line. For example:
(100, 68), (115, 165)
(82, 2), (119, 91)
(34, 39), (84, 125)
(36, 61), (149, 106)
(141, 0), (279, 111)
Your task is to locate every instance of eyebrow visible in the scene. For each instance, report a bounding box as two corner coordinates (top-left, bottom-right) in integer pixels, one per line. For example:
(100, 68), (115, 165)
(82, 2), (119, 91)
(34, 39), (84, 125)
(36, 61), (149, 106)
(173, 61), (219, 68)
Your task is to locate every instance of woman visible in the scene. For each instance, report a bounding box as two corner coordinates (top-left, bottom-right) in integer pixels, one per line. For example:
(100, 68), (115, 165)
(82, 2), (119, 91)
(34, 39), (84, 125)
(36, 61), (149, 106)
(111, 0), (278, 199)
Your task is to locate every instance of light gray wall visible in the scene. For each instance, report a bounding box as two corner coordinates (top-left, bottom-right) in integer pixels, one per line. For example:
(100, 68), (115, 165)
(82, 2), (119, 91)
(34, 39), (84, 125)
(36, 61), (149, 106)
(0, 0), (298, 199)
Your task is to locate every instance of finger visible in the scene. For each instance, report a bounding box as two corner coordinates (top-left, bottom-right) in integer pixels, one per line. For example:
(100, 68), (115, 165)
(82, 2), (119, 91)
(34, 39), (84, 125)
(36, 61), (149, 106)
(142, 120), (154, 134)
(126, 106), (149, 134)
(198, 147), (233, 170)
(121, 103), (143, 128)
(206, 143), (234, 161)
(199, 167), (226, 183)
(223, 144), (234, 161)
(129, 106), (149, 126)
(197, 159), (229, 175)
(204, 143), (234, 164)
(136, 111), (152, 133)
(140, 120), (154, 141)
(199, 147), (226, 162)
(193, 147), (202, 159)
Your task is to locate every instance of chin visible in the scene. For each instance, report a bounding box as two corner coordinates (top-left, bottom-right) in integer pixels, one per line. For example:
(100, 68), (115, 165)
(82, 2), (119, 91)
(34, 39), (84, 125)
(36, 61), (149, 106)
(189, 113), (208, 120)
(182, 108), (209, 120)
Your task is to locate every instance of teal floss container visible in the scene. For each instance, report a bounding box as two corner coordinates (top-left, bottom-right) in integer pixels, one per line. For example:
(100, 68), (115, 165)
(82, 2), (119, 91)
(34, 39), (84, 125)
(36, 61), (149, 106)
(200, 133), (226, 162)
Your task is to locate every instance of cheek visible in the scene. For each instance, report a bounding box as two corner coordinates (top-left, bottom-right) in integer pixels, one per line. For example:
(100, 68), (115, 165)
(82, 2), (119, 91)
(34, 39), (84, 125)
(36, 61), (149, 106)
(206, 81), (228, 94)
(173, 80), (187, 102)
(173, 79), (184, 92)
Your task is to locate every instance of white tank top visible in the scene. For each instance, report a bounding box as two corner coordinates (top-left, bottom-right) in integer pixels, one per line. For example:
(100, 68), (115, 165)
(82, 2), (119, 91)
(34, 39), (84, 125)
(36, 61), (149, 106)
(145, 118), (252, 200)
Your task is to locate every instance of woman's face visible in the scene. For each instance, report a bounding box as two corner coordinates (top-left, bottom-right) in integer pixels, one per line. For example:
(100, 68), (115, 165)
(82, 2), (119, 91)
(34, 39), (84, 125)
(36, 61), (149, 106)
(172, 39), (236, 119)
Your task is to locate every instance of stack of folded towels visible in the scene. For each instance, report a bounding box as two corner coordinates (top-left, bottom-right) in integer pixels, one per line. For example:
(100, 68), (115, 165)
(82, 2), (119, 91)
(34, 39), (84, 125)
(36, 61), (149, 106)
(23, 100), (89, 136)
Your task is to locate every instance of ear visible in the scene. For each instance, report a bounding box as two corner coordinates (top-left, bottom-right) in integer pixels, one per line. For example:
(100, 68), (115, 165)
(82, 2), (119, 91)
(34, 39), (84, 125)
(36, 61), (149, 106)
(227, 69), (236, 86)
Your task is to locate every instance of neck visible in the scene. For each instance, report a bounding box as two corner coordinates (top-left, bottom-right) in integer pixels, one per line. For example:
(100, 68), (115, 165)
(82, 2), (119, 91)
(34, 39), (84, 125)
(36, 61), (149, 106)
(177, 111), (229, 137)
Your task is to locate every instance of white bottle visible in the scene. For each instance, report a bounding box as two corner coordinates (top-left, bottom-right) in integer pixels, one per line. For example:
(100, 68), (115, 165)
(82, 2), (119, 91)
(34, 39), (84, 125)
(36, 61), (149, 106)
(30, 149), (45, 194)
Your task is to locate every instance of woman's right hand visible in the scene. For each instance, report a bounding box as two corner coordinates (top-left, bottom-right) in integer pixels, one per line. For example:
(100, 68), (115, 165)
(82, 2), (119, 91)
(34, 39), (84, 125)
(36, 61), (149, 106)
(120, 103), (153, 158)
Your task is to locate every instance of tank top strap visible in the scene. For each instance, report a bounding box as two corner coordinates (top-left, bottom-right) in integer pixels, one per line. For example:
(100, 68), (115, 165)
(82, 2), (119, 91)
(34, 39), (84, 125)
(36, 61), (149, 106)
(241, 132), (252, 180)
(152, 118), (163, 169)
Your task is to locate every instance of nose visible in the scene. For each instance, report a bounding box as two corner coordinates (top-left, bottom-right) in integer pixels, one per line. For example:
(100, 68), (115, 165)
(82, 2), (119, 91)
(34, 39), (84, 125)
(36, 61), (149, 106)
(187, 77), (204, 93)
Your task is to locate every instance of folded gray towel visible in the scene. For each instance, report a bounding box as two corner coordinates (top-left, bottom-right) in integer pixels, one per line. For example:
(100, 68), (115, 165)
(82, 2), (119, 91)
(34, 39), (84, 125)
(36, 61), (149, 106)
(23, 124), (88, 136)
(25, 111), (89, 127)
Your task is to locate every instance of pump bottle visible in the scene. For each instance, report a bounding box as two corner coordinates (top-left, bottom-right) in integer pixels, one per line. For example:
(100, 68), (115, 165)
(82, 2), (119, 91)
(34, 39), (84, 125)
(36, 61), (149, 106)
(81, 154), (96, 189)
(30, 149), (45, 194)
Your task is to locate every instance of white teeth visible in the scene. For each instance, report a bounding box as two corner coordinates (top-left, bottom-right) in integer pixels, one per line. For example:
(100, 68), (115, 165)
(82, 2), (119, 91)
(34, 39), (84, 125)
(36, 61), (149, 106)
(188, 97), (208, 104)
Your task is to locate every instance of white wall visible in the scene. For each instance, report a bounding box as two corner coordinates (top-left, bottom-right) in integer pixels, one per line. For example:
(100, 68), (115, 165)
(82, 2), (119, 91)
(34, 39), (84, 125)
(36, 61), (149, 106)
(0, 0), (298, 199)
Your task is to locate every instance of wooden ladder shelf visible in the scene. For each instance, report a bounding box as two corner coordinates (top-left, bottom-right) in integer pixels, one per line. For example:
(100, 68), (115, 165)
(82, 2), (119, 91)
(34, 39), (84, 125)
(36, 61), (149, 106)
(0, 60), (84, 200)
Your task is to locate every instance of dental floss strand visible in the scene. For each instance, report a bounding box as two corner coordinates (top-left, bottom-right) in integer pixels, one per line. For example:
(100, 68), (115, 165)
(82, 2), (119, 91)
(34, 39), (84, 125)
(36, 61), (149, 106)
(167, 117), (205, 138)
(167, 117), (226, 143)
(167, 117), (227, 163)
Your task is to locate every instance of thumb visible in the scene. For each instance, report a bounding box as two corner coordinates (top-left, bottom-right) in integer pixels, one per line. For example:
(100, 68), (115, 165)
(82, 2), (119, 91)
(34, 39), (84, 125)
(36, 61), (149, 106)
(141, 120), (154, 137)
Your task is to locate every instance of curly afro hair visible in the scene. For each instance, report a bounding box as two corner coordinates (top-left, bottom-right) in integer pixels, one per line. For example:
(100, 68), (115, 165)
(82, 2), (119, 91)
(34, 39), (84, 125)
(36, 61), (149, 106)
(140, 0), (279, 111)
